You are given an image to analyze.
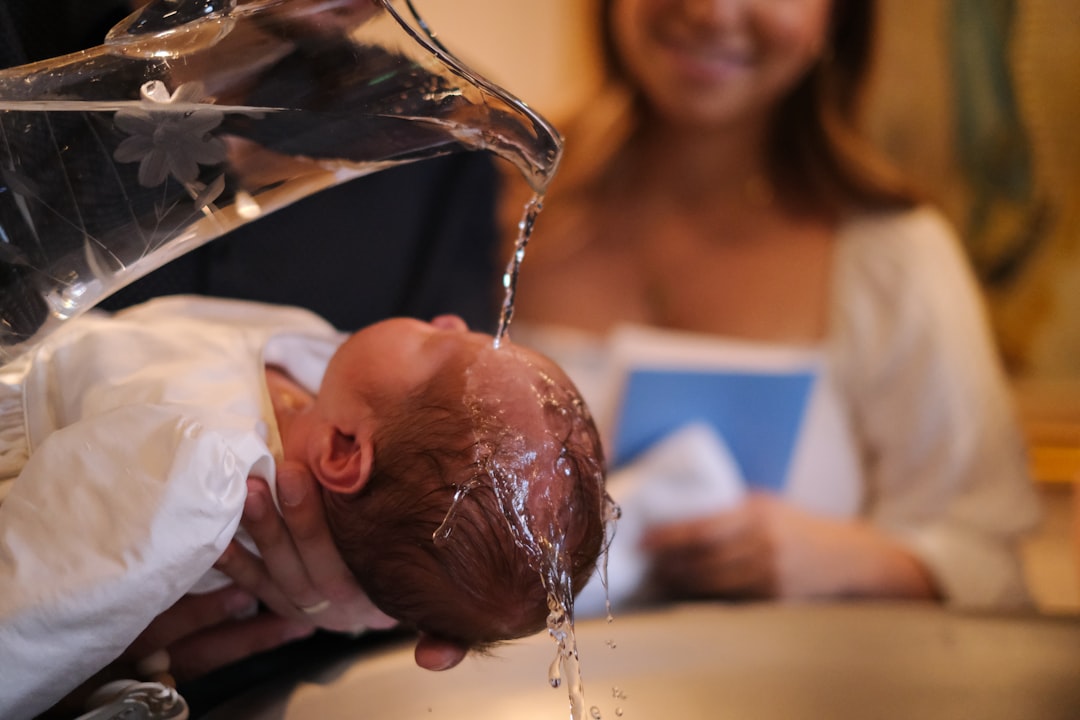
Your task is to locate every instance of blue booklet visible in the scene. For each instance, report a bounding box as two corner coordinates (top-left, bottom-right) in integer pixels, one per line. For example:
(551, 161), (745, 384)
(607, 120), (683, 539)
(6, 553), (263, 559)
(610, 368), (817, 493)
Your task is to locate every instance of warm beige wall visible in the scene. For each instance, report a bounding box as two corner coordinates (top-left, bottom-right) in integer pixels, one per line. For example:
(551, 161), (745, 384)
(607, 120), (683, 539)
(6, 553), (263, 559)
(865, 0), (1080, 378)
(416, 0), (602, 123)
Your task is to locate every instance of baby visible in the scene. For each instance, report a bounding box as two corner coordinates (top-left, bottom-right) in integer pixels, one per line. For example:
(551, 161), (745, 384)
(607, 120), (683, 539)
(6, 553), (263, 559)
(0, 295), (607, 719)
(273, 305), (608, 646)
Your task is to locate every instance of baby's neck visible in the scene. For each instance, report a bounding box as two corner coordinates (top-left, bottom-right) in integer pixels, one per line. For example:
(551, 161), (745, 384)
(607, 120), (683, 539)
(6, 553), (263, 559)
(265, 365), (317, 462)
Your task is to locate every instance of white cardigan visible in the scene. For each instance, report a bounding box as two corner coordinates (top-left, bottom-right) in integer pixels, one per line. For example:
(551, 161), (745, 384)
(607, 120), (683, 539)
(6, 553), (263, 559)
(525, 206), (1040, 615)
(829, 206), (1039, 607)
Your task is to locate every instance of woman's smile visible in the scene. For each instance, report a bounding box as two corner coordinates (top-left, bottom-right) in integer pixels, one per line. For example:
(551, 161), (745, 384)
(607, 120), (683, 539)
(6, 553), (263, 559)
(658, 36), (756, 85)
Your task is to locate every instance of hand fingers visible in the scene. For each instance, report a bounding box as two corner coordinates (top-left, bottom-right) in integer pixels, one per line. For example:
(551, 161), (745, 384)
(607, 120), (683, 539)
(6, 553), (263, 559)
(214, 538), (304, 621)
(641, 506), (752, 551)
(237, 466), (395, 633)
(651, 535), (774, 598)
(167, 613), (316, 684)
(278, 464), (397, 626)
(644, 506), (776, 598)
(274, 463), (367, 605)
(275, 464), (394, 629)
(242, 476), (324, 609)
(124, 586), (259, 661)
(414, 633), (468, 672)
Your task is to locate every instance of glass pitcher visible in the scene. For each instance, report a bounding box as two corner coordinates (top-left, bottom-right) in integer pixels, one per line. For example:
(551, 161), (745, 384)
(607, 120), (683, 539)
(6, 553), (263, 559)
(0, 0), (562, 363)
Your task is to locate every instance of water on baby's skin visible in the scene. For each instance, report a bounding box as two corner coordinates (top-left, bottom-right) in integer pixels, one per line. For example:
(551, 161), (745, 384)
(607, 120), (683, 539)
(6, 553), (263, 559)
(436, 333), (618, 720)
(481, 193), (624, 719)
(494, 193), (585, 718)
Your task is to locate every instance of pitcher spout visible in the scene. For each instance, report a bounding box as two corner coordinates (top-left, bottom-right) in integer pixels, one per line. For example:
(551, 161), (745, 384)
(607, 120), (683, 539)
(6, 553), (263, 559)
(379, 0), (563, 191)
(0, 0), (563, 361)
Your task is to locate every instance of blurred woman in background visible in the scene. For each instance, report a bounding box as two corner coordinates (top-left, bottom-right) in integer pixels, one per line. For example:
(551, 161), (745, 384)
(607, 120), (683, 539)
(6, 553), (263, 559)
(502, 0), (1039, 609)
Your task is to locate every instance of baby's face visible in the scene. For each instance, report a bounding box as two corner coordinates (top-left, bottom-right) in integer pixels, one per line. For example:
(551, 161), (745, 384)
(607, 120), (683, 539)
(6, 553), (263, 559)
(324, 315), (483, 401)
(320, 315), (571, 423)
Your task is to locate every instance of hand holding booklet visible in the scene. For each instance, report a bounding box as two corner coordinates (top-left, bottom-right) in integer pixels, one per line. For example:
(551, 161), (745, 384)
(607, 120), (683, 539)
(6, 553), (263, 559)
(575, 325), (820, 617)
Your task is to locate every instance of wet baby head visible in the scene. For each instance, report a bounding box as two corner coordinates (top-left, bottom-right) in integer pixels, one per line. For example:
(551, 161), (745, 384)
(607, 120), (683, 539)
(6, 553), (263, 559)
(318, 316), (608, 649)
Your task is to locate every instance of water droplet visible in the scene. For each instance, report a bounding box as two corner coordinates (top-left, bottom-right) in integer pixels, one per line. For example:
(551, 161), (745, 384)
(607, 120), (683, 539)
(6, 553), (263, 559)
(432, 479), (483, 546)
(589, 707), (602, 719)
(548, 653), (562, 689)
(615, 708), (623, 717)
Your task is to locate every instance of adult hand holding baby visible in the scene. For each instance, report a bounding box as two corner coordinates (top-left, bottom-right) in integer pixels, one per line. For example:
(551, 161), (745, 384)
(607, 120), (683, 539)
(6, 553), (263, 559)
(120, 585), (313, 685)
(121, 461), (466, 693)
(219, 466), (395, 635)
(221, 462), (469, 671)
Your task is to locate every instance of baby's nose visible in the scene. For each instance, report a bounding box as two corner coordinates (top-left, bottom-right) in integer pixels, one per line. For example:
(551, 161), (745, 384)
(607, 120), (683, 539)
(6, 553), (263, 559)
(430, 314), (468, 332)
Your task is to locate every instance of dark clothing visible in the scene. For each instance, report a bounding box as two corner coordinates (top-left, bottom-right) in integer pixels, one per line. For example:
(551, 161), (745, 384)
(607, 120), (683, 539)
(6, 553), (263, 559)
(99, 154), (501, 332)
(0, 0), (131, 67)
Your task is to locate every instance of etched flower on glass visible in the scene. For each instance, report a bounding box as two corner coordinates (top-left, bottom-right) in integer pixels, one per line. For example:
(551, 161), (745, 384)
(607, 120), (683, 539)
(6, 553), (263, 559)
(113, 81), (227, 188)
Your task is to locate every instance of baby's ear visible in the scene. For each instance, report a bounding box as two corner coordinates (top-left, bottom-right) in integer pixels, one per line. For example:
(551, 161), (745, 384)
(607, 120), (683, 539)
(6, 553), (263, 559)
(312, 422), (374, 495)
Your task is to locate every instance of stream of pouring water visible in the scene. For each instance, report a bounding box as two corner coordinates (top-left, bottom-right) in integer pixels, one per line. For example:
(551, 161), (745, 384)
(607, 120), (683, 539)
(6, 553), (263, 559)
(482, 191), (622, 720)
(493, 192), (543, 349)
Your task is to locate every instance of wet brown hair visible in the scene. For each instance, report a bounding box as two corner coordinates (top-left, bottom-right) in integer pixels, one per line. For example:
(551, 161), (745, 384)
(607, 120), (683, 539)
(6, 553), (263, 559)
(322, 350), (607, 649)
